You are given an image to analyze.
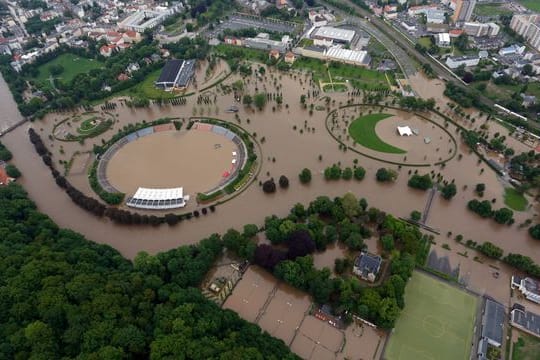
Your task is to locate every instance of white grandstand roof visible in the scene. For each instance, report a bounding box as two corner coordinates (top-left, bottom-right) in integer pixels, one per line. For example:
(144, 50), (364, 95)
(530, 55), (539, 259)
(132, 187), (183, 201)
(325, 47), (369, 65)
(313, 26), (355, 42)
(397, 126), (413, 136)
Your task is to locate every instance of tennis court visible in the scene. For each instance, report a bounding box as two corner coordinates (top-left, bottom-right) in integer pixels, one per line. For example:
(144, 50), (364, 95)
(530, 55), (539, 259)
(385, 271), (478, 360)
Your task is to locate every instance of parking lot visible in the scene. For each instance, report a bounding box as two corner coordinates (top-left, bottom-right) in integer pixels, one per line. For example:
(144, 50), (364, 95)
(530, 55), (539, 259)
(207, 13), (303, 38)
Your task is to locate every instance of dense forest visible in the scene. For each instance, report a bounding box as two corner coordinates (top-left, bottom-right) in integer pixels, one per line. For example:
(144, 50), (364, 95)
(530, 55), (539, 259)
(0, 183), (297, 359)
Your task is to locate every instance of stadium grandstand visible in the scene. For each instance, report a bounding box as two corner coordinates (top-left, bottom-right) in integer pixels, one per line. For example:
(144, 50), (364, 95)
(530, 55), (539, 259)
(155, 59), (196, 91)
(126, 187), (188, 210)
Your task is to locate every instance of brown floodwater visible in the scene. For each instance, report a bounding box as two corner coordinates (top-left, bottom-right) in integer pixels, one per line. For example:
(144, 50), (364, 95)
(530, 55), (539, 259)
(1, 67), (538, 265)
(0, 74), (24, 133)
(107, 130), (237, 196)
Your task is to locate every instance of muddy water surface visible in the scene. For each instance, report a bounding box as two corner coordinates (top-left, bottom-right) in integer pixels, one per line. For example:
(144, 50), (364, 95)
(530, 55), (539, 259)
(1, 66), (538, 265)
(107, 130), (237, 196)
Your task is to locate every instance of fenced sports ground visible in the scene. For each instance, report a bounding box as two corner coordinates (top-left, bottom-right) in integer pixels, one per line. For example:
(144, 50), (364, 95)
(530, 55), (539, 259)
(385, 271), (478, 360)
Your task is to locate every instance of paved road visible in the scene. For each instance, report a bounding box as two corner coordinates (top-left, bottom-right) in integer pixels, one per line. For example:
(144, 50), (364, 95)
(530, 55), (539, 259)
(327, 0), (505, 109)
(322, 2), (416, 78)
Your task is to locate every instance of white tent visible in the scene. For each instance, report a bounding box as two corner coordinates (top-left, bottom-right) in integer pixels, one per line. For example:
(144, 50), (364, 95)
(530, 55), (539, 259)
(397, 126), (413, 136)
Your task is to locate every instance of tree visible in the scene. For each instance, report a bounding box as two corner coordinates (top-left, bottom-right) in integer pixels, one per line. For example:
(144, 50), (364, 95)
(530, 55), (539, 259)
(353, 166), (366, 181)
(299, 168), (312, 184)
(467, 199), (493, 218)
(410, 210), (421, 221)
(253, 93), (266, 110)
(440, 183), (457, 200)
(262, 179), (276, 193)
(278, 175), (289, 189)
(493, 207), (514, 224)
(455, 33), (469, 51)
(376, 168), (395, 182)
(381, 234), (395, 251)
(522, 63), (534, 76)
(243, 224), (259, 238)
(475, 183), (485, 195)
(342, 167), (353, 180)
(5, 164), (21, 178)
(242, 94), (252, 106)
(254, 244), (286, 270)
(477, 242), (503, 259)
(407, 174), (433, 190)
(342, 192), (360, 219)
(529, 224), (540, 240)
(287, 229), (316, 259)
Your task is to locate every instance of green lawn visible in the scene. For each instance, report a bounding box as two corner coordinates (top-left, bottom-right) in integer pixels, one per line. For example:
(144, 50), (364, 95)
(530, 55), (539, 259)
(117, 69), (177, 100)
(513, 332), (540, 360)
(504, 188), (528, 211)
(385, 271), (478, 360)
(33, 53), (104, 89)
(474, 3), (512, 16)
(417, 37), (433, 49)
(292, 57), (389, 91)
(348, 113), (406, 154)
(519, 0), (540, 12)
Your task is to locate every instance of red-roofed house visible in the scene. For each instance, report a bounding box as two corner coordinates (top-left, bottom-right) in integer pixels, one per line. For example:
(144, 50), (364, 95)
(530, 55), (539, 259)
(269, 49), (280, 60)
(449, 29), (464, 38)
(117, 73), (130, 81)
(224, 36), (242, 46)
(0, 166), (12, 186)
(100, 45), (115, 57)
(123, 30), (141, 43)
(284, 51), (296, 64)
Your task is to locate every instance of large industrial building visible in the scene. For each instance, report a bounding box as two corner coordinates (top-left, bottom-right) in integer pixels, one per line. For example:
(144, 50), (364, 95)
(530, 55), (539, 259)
(510, 14), (540, 52)
(155, 59), (196, 91)
(311, 26), (356, 46)
(299, 46), (370, 67)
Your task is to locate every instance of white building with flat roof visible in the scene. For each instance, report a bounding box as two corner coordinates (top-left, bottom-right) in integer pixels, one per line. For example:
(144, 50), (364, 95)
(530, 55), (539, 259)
(324, 47), (370, 66)
(437, 33), (451, 47)
(446, 55), (479, 69)
(312, 26), (355, 45)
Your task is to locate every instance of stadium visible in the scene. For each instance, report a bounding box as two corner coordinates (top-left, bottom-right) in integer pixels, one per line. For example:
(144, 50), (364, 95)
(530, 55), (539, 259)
(96, 120), (255, 211)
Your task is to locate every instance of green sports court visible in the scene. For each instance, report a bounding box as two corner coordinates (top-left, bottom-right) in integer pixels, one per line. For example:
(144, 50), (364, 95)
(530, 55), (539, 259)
(385, 271), (478, 360)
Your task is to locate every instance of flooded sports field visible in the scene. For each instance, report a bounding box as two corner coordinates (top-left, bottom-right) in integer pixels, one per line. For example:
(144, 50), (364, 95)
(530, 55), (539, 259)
(107, 130), (237, 197)
(224, 266), (385, 359)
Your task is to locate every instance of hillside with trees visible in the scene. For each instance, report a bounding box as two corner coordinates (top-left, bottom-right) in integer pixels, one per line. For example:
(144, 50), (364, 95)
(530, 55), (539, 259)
(0, 184), (296, 359)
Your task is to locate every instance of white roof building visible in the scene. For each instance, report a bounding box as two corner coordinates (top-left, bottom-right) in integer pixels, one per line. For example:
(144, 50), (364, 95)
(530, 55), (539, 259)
(126, 187), (188, 209)
(312, 26), (356, 44)
(397, 126), (413, 136)
(437, 33), (451, 47)
(325, 47), (370, 66)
